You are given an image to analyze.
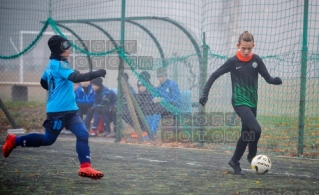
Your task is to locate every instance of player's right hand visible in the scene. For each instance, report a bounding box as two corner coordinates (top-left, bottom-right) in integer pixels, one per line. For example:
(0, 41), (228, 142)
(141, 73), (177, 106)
(95, 69), (106, 78)
(199, 95), (208, 107)
(273, 77), (282, 85)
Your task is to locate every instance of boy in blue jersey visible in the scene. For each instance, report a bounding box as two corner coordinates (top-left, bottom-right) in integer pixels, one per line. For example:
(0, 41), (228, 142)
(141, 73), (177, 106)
(2, 35), (106, 180)
(84, 77), (117, 138)
(75, 80), (96, 119)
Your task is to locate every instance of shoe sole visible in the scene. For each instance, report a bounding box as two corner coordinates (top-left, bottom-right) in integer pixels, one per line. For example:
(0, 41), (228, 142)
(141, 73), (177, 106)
(78, 172), (104, 180)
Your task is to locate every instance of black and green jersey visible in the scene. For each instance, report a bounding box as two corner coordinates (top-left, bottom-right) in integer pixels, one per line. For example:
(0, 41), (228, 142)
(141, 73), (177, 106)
(203, 54), (277, 108)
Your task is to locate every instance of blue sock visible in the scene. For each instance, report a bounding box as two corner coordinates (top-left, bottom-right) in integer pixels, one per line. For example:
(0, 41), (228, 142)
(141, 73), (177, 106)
(15, 136), (21, 146)
(17, 134), (44, 147)
(16, 131), (58, 147)
(68, 123), (90, 164)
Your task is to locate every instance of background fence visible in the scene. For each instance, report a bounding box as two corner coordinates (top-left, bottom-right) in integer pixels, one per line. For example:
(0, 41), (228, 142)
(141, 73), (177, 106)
(0, 0), (319, 158)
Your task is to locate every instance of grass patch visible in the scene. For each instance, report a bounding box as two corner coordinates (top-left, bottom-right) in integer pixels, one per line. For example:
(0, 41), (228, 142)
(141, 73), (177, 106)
(1, 135), (318, 195)
(0, 101), (45, 132)
(1, 101), (319, 158)
(154, 114), (319, 158)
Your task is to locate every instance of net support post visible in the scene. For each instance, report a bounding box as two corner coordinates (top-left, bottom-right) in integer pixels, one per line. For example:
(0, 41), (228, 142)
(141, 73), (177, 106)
(298, 0), (309, 157)
(199, 32), (209, 147)
(115, 0), (127, 142)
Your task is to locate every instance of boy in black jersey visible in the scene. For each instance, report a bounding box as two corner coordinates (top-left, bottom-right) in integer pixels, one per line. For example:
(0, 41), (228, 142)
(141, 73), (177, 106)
(199, 31), (282, 175)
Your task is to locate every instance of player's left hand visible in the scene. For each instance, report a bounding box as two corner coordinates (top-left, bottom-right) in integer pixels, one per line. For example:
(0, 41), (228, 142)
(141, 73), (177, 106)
(273, 77), (282, 85)
(96, 69), (107, 78)
(199, 95), (208, 107)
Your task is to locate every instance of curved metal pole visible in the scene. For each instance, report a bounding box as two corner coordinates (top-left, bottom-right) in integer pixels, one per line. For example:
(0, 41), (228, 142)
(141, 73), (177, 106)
(82, 22), (119, 53)
(55, 17), (203, 67)
(155, 17), (203, 66)
(126, 20), (166, 67)
(81, 21), (166, 67)
(55, 23), (93, 71)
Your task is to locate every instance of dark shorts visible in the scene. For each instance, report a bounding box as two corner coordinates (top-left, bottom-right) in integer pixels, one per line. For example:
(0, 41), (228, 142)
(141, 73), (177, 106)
(43, 112), (83, 134)
(233, 106), (257, 124)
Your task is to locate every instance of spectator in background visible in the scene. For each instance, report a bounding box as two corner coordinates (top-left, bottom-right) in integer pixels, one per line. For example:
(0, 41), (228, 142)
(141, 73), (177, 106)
(153, 67), (181, 115)
(132, 79), (161, 139)
(75, 80), (96, 120)
(84, 77), (117, 138)
(121, 71), (157, 139)
(121, 71), (150, 131)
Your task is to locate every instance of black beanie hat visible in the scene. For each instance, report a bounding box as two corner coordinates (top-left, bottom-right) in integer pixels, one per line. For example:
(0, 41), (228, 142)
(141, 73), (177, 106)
(138, 71), (151, 87)
(140, 71), (150, 81)
(137, 80), (144, 88)
(91, 77), (103, 88)
(48, 35), (71, 55)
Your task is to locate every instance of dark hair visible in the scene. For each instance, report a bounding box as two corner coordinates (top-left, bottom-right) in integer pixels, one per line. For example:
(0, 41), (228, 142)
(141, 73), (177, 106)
(91, 77), (103, 87)
(156, 67), (167, 77)
(123, 72), (129, 81)
(238, 31), (254, 44)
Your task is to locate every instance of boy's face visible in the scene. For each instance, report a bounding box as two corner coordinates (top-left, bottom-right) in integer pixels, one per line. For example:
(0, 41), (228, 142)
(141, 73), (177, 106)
(157, 76), (167, 84)
(237, 41), (254, 57)
(81, 80), (91, 87)
(138, 85), (146, 93)
(60, 48), (72, 59)
(92, 84), (99, 91)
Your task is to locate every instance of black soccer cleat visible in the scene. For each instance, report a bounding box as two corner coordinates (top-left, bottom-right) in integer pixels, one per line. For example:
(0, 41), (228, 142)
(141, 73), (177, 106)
(228, 160), (245, 175)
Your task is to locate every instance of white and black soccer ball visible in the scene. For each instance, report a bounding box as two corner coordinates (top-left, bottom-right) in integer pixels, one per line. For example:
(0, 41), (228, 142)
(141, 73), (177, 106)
(251, 155), (272, 174)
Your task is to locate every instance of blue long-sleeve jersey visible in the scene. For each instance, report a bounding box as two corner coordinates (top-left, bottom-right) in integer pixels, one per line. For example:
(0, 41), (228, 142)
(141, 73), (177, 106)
(75, 84), (96, 105)
(41, 59), (77, 113)
(155, 79), (181, 108)
(94, 86), (117, 108)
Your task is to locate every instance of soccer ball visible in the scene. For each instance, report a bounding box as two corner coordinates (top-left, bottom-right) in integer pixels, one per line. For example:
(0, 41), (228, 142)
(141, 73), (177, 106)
(251, 155), (271, 174)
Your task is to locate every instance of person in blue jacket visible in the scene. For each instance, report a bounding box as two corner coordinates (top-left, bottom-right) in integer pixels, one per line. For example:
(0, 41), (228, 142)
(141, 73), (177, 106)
(153, 67), (181, 115)
(2, 35), (106, 179)
(84, 77), (117, 138)
(75, 80), (96, 119)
